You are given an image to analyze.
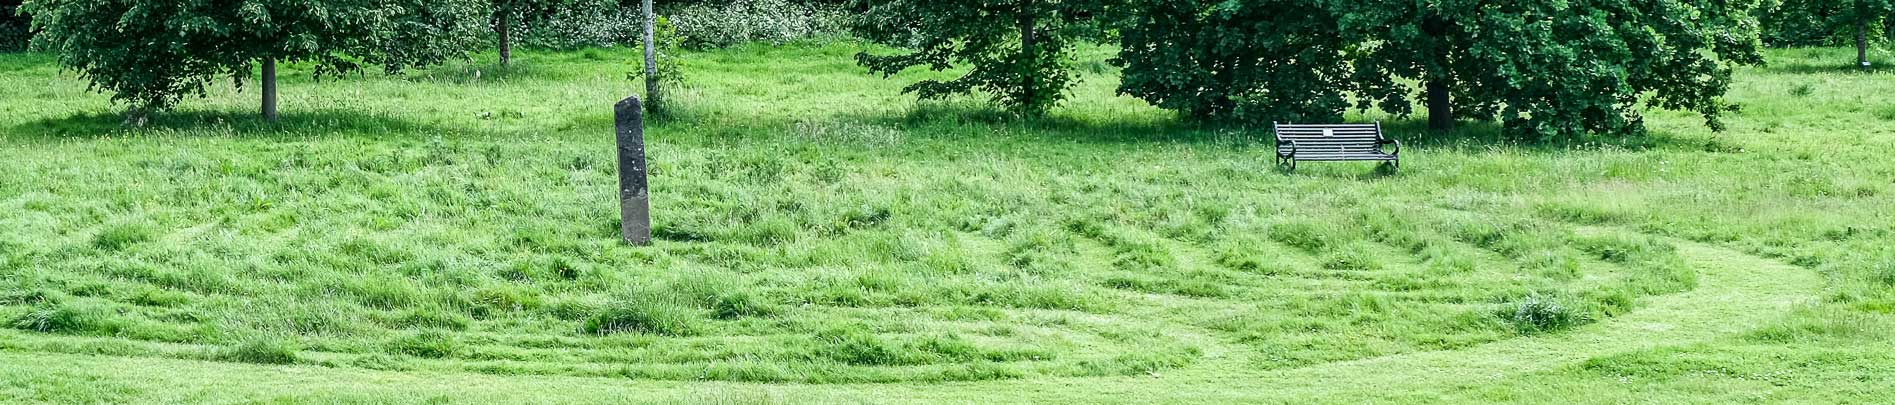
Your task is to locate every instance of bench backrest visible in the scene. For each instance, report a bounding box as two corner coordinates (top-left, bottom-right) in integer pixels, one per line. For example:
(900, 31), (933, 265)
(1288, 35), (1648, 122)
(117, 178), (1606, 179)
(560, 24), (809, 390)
(1273, 123), (1385, 147)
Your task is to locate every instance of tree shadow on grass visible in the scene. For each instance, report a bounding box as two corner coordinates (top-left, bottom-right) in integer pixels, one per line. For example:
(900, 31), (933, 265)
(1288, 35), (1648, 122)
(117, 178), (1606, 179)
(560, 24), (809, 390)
(1371, 119), (1737, 154)
(835, 100), (1230, 146)
(1750, 51), (1895, 75)
(1759, 62), (1895, 75)
(404, 60), (589, 85)
(835, 100), (1721, 155)
(5, 108), (501, 142)
(402, 48), (639, 85)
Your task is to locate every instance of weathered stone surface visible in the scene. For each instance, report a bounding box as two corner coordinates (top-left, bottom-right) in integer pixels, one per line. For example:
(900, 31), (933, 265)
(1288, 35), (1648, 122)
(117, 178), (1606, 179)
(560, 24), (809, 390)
(615, 96), (652, 246)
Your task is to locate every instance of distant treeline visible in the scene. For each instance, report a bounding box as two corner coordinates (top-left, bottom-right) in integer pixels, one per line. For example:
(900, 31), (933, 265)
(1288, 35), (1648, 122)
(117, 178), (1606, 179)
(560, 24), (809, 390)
(5, 1), (1886, 53)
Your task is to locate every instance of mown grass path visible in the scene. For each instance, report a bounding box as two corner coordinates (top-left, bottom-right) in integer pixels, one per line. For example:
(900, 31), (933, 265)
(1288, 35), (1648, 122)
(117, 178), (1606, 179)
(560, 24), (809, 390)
(0, 229), (1821, 403)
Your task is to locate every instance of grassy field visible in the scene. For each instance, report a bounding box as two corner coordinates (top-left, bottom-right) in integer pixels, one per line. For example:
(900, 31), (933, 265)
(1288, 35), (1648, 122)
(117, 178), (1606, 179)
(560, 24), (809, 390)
(0, 42), (1892, 403)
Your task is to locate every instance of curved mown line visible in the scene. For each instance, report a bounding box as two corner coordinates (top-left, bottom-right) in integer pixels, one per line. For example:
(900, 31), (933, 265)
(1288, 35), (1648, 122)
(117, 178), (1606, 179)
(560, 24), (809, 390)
(0, 228), (1821, 403)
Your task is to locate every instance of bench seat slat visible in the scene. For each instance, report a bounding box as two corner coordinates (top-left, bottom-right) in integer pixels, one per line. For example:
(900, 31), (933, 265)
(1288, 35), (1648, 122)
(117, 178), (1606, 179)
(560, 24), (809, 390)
(1279, 135), (1381, 138)
(1280, 138), (1384, 143)
(1274, 122), (1400, 170)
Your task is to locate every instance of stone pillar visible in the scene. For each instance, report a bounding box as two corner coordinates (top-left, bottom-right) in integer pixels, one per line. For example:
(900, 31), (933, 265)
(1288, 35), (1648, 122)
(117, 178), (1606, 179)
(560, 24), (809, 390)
(615, 96), (652, 245)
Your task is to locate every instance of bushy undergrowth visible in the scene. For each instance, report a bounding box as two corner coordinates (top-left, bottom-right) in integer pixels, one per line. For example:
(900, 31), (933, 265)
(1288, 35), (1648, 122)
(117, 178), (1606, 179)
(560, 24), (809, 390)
(668, 0), (848, 49)
(522, 0), (848, 50)
(0, 1), (25, 52)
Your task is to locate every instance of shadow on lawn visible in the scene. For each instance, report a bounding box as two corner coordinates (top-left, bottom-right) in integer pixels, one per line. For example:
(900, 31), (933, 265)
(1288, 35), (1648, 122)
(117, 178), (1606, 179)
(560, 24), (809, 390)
(404, 58), (599, 85)
(1756, 59), (1895, 75)
(6, 109), (500, 141)
(837, 100), (1714, 154)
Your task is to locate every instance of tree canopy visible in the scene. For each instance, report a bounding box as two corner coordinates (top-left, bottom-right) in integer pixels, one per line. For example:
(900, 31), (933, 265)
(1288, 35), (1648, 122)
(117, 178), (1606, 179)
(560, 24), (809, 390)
(1345, 0), (1765, 137)
(856, 0), (1101, 116)
(1115, 0), (1352, 125)
(25, 0), (484, 119)
(1112, 0), (1765, 139)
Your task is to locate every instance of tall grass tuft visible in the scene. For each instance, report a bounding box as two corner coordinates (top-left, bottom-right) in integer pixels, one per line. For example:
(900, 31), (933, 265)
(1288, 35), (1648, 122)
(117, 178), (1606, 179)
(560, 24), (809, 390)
(92, 221), (155, 251)
(1499, 295), (1593, 334)
(583, 294), (702, 336)
(219, 336), (299, 365)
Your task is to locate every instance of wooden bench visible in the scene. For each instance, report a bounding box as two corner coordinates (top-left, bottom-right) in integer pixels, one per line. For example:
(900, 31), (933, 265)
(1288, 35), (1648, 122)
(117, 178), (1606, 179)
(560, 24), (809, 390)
(1273, 122), (1401, 171)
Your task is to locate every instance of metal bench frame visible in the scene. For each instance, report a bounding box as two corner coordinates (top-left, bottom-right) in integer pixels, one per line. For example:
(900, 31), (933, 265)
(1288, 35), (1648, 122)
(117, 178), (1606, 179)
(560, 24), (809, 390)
(1273, 122), (1401, 171)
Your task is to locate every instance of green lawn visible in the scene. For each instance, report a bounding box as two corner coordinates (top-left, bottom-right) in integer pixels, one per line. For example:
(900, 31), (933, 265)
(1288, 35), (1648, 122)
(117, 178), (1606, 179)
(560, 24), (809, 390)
(0, 43), (1892, 403)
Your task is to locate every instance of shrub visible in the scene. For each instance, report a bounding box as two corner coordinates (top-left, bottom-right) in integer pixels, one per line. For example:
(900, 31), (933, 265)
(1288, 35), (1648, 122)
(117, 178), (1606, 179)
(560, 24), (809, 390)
(523, 0), (847, 50)
(519, 3), (642, 49)
(668, 0), (848, 49)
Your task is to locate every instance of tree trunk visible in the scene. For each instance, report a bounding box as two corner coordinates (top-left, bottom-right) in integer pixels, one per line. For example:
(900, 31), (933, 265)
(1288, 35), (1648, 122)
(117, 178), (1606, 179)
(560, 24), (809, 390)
(1018, 0), (1038, 112)
(1860, 15), (1872, 69)
(262, 58), (279, 122)
(1426, 77), (1452, 132)
(499, 13), (513, 66)
(642, 0), (662, 115)
(1422, 16), (1454, 132)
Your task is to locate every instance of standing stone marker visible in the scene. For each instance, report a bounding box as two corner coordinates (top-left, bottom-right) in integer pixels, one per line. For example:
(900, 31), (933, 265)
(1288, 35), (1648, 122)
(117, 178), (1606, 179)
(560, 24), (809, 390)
(615, 96), (652, 245)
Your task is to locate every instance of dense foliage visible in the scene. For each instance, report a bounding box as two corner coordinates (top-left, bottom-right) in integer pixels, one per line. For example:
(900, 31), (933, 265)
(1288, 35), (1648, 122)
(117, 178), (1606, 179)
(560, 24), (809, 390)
(1761, 0), (1894, 47)
(491, 0), (586, 65)
(1111, 1), (1765, 138)
(25, 0), (484, 117)
(1, 0), (26, 52)
(11, 0), (1833, 137)
(856, 0), (1102, 116)
(1346, 0), (1766, 137)
(1114, 0), (1352, 124)
(668, 0), (846, 49)
(518, 2), (643, 49)
(512, 0), (849, 51)
(1759, 0), (1892, 67)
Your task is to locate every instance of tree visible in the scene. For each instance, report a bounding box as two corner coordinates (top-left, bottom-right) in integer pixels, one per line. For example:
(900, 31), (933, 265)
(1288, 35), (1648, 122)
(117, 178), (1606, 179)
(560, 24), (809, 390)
(1343, 0), (1766, 138)
(1763, 0), (1893, 68)
(1846, 0), (1894, 68)
(25, 0), (484, 122)
(855, 0), (1102, 116)
(1760, 0), (1849, 47)
(489, 0), (574, 66)
(1114, 0), (1352, 125)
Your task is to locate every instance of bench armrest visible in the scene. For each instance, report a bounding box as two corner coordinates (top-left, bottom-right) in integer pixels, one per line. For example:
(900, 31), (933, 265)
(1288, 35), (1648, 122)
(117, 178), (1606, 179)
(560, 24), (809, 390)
(1277, 139), (1297, 156)
(1378, 138), (1400, 156)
